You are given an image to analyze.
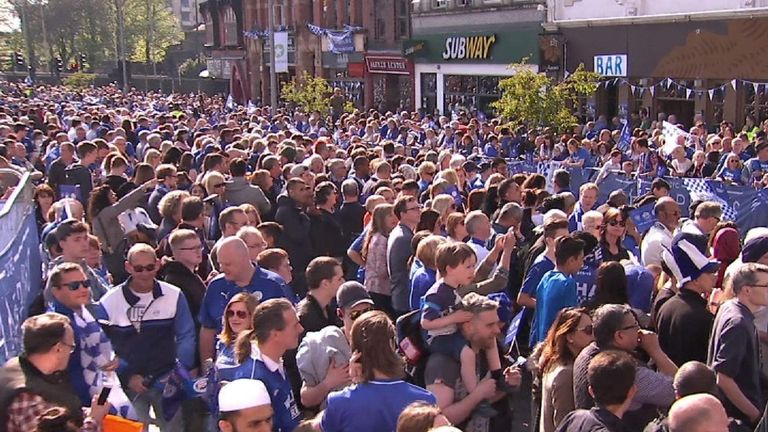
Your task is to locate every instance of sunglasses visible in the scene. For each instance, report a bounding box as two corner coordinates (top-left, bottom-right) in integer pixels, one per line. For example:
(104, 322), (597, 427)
(62, 279), (92, 291)
(226, 309), (249, 319)
(608, 220), (626, 227)
(577, 325), (593, 335)
(348, 308), (373, 321)
(132, 263), (157, 273)
(214, 183), (225, 188)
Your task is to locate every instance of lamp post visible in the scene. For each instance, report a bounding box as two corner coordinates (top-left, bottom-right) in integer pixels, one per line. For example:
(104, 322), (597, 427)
(115, 0), (128, 92)
(268, 0), (278, 110)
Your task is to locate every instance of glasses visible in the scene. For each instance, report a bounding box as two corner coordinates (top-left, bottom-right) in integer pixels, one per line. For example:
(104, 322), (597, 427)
(576, 325), (593, 335)
(227, 309), (249, 319)
(620, 323), (640, 332)
(132, 263), (157, 273)
(425, 171), (436, 176)
(62, 280), (91, 291)
(59, 340), (76, 353)
(406, 206), (421, 212)
(750, 284), (768, 289)
(608, 220), (626, 227)
(348, 308), (373, 321)
(179, 244), (203, 251)
(213, 183), (225, 189)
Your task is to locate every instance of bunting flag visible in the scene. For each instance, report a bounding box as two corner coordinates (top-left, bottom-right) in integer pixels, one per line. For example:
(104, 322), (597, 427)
(649, 86), (655, 97)
(731, 79), (738, 90)
(708, 89), (715, 100)
(630, 85), (636, 95)
(686, 89), (693, 99)
(307, 23), (325, 36)
(754, 82), (760, 94)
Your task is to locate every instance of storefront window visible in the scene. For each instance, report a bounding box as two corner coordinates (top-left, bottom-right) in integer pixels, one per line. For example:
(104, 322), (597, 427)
(709, 80), (725, 125)
(443, 74), (502, 116)
(744, 82), (768, 124)
(420, 73), (437, 114)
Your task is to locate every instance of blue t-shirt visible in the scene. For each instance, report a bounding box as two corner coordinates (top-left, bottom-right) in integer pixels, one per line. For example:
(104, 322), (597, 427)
(521, 253), (555, 297)
(533, 270), (578, 345)
(409, 266), (437, 311)
(746, 158), (768, 180)
(572, 147), (593, 168)
(199, 266), (294, 332)
(719, 167), (745, 185)
(321, 380), (436, 432)
(484, 143), (499, 157)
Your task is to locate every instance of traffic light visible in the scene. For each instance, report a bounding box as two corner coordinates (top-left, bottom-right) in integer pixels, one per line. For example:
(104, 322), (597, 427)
(79, 53), (87, 69)
(14, 51), (23, 65)
(55, 57), (63, 72)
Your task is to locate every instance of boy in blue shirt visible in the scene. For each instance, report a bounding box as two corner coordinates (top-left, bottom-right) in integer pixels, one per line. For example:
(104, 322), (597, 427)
(534, 235), (586, 344)
(421, 242), (502, 408)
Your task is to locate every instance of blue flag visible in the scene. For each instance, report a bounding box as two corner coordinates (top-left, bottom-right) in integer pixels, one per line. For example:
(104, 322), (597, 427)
(161, 362), (208, 421)
(630, 202), (657, 234)
(617, 120), (632, 152)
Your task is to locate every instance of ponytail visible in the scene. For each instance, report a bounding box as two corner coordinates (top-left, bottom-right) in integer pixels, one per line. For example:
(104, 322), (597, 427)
(234, 329), (256, 364)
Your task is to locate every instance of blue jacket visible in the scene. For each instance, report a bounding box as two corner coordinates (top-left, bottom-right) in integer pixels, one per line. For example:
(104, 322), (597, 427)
(94, 279), (196, 385)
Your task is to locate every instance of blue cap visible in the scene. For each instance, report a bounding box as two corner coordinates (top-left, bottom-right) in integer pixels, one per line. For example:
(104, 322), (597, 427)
(671, 232), (720, 287)
(488, 292), (512, 324)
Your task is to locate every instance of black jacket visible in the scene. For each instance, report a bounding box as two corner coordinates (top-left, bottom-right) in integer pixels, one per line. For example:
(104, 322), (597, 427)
(64, 163), (94, 205)
(275, 194), (314, 295)
(310, 209), (345, 258)
(157, 259), (206, 331)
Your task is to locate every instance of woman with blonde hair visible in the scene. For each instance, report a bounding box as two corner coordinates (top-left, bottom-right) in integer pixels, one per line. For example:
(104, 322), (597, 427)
(409, 235), (446, 309)
(537, 307), (594, 432)
(430, 194), (456, 226)
(363, 203), (398, 316)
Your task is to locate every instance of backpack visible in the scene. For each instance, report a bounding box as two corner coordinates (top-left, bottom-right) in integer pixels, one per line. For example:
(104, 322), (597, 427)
(395, 310), (429, 387)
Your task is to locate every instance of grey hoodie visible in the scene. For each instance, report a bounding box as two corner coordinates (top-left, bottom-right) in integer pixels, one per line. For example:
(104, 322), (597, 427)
(223, 177), (271, 215)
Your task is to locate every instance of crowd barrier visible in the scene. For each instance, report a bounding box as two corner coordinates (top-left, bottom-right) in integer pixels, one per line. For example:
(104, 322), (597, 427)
(507, 160), (768, 236)
(0, 171), (42, 364)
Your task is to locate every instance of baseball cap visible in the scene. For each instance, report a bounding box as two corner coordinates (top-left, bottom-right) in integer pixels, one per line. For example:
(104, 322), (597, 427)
(218, 379), (270, 413)
(742, 236), (768, 263)
(336, 281), (374, 310)
(671, 232), (720, 287)
(54, 219), (87, 243)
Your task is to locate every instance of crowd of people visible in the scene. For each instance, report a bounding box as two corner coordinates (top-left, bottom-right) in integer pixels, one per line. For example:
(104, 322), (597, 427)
(1, 80), (768, 432)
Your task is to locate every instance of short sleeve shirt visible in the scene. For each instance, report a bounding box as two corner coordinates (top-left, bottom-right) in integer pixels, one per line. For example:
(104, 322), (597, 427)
(421, 282), (461, 337)
(708, 299), (764, 421)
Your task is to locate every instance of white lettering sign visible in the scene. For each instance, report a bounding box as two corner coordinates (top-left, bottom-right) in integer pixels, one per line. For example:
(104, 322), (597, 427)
(594, 54), (627, 77)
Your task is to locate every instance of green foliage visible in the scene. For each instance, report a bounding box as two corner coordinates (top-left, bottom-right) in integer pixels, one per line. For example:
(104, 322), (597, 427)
(281, 71), (333, 116)
(63, 72), (96, 88)
(178, 57), (206, 78)
(491, 62), (600, 132)
(9, 0), (182, 70)
(128, 0), (184, 64)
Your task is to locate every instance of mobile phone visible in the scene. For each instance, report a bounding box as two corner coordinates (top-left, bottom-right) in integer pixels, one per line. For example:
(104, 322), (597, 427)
(97, 387), (111, 405)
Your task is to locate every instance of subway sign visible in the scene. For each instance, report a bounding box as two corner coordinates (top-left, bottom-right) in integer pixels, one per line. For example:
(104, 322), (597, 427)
(442, 34), (497, 60)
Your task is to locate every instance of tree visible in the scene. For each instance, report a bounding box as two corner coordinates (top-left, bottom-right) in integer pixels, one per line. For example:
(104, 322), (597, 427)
(492, 61), (600, 132)
(281, 71), (334, 116)
(127, 0), (183, 65)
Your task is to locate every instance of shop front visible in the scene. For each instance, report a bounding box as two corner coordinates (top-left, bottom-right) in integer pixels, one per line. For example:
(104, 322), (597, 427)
(364, 55), (414, 112)
(411, 24), (540, 116)
(559, 17), (768, 128)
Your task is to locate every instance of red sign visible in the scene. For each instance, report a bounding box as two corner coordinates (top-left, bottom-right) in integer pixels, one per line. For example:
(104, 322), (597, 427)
(348, 62), (365, 78)
(365, 55), (410, 75)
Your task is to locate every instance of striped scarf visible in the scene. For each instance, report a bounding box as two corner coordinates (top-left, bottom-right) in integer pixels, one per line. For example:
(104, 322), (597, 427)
(72, 307), (135, 419)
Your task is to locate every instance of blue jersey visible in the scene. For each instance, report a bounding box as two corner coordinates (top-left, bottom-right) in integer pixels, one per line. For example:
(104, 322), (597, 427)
(199, 267), (294, 332)
(321, 380), (436, 432)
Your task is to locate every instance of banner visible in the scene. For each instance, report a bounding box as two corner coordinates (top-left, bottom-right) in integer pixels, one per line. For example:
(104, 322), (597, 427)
(326, 30), (355, 54)
(0, 211), (42, 364)
(274, 31), (289, 73)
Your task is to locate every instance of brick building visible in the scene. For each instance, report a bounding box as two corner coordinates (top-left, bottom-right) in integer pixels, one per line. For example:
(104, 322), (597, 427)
(200, 0), (413, 110)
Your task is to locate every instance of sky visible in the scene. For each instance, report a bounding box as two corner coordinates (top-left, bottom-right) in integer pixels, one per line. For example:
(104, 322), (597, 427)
(0, 0), (20, 33)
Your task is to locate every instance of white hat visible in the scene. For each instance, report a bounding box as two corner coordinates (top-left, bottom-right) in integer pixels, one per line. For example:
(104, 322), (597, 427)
(218, 379), (271, 413)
